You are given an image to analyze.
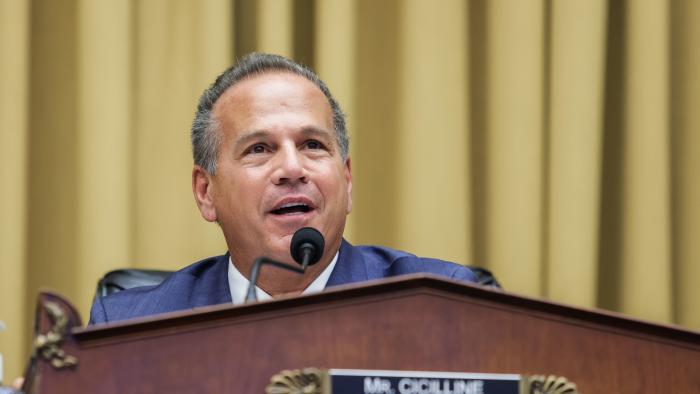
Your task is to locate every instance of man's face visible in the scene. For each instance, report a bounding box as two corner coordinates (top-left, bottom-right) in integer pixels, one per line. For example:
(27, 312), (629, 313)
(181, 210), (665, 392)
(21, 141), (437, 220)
(194, 72), (352, 267)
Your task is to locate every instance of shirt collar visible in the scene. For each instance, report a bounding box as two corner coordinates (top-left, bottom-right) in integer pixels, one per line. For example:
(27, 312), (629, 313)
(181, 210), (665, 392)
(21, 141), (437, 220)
(227, 251), (339, 305)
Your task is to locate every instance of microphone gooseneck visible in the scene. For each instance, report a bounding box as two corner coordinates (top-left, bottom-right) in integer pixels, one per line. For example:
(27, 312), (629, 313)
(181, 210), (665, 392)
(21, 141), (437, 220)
(245, 257), (303, 302)
(245, 227), (326, 302)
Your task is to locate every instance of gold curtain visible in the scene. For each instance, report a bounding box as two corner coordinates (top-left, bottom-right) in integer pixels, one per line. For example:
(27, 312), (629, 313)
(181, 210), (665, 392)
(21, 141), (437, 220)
(1, 0), (699, 381)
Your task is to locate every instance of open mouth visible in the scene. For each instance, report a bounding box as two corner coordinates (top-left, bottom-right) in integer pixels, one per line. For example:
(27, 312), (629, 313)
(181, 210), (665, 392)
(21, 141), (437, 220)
(271, 203), (313, 215)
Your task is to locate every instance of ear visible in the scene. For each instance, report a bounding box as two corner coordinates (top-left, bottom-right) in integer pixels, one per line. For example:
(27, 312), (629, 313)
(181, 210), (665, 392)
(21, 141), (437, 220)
(192, 165), (217, 222)
(344, 157), (353, 214)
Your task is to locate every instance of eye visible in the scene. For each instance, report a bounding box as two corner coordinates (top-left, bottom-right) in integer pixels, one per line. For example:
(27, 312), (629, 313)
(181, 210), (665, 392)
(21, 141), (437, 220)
(246, 143), (268, 155)
(304, 140), (325, 150)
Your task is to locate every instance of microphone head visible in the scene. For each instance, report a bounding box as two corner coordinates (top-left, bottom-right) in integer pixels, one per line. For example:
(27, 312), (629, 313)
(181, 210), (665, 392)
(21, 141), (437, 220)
(290, 227), (325, 266)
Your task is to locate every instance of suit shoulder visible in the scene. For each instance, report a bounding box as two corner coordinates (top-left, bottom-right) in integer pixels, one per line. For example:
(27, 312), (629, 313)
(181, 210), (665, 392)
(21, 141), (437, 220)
(89, 254), (229, 324)
(100, 254), (224, 301)
(353, 244), (415, 264)
(354, 244), (476, 283)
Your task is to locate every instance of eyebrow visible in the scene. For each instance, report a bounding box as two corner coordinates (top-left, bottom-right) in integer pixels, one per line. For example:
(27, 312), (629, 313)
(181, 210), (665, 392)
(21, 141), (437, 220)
(234, 130), (269, 151)
(234, 127), (335, 151)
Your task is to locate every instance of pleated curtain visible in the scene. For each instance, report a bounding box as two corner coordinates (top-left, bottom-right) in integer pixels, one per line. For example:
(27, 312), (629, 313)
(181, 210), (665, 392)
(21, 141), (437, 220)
(1, 0), (699, 381)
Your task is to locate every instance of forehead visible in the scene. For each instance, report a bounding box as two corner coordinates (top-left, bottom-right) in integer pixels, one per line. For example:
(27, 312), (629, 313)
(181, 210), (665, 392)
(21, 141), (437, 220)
(212, 71), (333, 136)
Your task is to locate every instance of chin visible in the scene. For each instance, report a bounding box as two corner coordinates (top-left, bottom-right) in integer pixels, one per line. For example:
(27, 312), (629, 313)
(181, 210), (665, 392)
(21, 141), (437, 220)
(265, 236), (295, 258)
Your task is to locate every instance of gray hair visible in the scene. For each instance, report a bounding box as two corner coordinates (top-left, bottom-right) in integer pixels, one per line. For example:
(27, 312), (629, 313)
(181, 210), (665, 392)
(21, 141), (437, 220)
(191, 53), (349, 174)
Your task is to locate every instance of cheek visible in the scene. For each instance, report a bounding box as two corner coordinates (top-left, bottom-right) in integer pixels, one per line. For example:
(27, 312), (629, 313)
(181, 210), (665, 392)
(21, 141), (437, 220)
(320, 171), (350, 206)
(212, 169), (253, 206)
(226, 169), (270, 206)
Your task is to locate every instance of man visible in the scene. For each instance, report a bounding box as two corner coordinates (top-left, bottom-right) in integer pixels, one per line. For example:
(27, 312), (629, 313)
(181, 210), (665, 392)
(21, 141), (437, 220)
(89, 53), (476, 324)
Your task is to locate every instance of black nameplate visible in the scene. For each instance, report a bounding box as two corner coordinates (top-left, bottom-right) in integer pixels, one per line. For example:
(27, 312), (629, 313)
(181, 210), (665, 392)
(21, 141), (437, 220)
(328, 369), (521, 394)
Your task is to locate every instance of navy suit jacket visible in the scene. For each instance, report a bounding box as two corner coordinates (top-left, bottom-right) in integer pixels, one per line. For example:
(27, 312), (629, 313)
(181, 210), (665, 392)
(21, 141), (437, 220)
(89, 240), (476, 324)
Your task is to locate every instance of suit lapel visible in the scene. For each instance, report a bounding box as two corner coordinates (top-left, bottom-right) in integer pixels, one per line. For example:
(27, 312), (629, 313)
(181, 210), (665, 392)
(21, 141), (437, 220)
(326, 239), (368, 287)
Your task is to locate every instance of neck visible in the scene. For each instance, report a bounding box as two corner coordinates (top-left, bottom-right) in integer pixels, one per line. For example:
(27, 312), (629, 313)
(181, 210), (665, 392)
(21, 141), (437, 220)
(233, 252), (334, 296)
(261, 258), (331, 295)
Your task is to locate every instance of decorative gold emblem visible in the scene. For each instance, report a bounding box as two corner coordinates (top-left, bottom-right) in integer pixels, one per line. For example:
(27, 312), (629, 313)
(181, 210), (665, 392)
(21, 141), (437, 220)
(265, 368), (329, 394)
(33, 301), (78, 369)
(524, 375), (578, 394)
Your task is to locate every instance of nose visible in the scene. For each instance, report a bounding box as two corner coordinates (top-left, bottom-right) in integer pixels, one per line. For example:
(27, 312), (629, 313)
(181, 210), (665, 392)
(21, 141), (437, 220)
(272, 144), (308, 185)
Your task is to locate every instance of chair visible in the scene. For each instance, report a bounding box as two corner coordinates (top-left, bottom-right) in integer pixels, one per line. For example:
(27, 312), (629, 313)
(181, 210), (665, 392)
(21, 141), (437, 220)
(95, 269), (174, 298)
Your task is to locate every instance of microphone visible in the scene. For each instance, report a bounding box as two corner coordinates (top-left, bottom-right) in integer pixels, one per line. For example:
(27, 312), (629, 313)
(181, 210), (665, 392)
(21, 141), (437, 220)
(245, 227), (325, 302)
(290, 227), (325, 270)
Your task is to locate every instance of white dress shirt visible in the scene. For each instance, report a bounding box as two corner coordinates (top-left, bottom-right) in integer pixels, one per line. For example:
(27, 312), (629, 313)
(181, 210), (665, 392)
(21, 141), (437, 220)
(227, 251), (339, 304)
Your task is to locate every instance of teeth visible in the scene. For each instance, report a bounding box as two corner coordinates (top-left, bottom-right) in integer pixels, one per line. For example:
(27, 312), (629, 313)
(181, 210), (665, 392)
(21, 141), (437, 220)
(278, 202), (308, 209)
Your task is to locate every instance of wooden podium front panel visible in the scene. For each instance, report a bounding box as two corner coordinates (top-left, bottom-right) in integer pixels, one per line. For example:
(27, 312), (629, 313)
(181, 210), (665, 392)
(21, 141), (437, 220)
(35, 276), (700, 393)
